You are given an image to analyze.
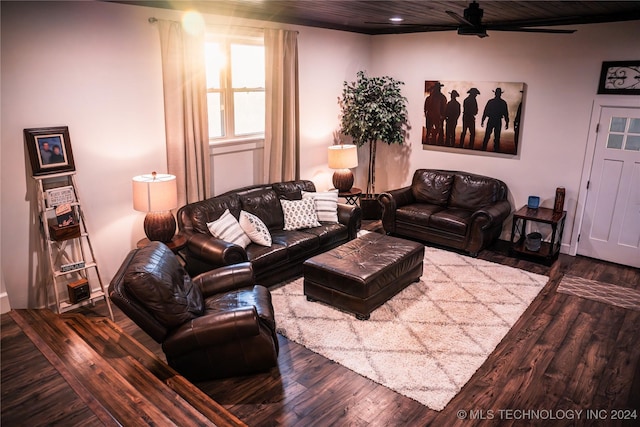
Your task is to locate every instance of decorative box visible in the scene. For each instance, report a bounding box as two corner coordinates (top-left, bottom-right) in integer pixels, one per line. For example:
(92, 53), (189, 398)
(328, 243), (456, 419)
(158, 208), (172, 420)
(49, 223), (80, 241)
(67, 278), (90, 304)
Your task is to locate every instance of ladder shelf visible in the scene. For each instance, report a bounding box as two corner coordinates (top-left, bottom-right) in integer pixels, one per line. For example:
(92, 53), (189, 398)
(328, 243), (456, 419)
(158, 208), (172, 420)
(34, 171), (114, 320)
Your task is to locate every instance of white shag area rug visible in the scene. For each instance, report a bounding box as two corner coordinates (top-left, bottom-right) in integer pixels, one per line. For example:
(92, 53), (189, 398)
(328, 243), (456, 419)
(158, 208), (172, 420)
(271, 246), (548, 411)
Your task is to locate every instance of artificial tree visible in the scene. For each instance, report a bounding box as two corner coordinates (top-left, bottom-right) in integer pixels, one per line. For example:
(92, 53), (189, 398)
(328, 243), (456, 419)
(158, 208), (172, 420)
(338, 70), (409, 199)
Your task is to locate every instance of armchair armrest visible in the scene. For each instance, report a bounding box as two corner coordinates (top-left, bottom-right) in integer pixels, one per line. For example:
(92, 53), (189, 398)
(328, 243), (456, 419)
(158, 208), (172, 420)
(337, 203), (362, 239)
(192, 262), (255, 297)
(184, 231), (248, 267)
(163, 307), (260, 356)
(472, 200), (512, 230)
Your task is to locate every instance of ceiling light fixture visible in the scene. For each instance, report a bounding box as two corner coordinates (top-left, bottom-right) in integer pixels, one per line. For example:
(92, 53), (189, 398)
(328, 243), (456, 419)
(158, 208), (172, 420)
(389, 17), (404, 23)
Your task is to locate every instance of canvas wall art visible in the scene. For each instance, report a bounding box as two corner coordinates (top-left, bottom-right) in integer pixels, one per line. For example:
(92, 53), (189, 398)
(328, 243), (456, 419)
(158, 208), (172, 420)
(422, 80), (525, 155)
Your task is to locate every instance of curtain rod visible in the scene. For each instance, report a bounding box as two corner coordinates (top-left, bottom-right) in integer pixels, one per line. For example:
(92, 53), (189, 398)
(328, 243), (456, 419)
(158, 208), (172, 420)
(148, 17), (298, 33)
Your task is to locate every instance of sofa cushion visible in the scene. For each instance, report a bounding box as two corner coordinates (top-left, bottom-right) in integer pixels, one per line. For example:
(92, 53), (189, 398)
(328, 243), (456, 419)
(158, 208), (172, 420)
(239, 210), (272, 247)
(207, 209), (252, 248)
(449, 174), (501, 210)
(272, 181), (316, 200)
(244, 243), (288, 271)
(280, 198), (321, 230)
(411, 170), (455, 206)
(123, 242), (204, 328)
(302, 223), (348, 246)
(240, 189), (285, 230)
(428, 208), (473, 236)
(396, 203), (444, 225)
(270, 229), (320, 259)
(302, 190), (339, 223)
(185, 194), (242, 235)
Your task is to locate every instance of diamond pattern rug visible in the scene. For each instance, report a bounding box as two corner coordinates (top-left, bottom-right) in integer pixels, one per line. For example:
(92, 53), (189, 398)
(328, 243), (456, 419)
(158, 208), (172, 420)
(557, 275), (640, 311)
(271, 247), (548, 411)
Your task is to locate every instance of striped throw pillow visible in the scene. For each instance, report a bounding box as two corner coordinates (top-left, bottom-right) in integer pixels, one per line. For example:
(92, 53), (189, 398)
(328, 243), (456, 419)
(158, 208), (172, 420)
(302, 190), (339, 223)
(206, 209), (251, 248)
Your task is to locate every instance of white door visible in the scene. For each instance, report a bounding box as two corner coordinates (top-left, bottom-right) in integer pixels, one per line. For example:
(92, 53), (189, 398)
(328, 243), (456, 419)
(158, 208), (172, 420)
(578, 106), (640, 268)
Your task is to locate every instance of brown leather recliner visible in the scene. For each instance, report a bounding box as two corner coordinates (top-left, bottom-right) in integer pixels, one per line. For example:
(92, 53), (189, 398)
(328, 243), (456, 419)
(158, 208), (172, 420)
(108, 241), (279, 381)
(379, 169), (511, 256)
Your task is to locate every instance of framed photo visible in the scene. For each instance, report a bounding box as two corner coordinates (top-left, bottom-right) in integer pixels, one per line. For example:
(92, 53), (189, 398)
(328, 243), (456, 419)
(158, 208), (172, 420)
(24, 126), (75, 176)
(597, 61), (640, 95)
(422, 80), (525, 155)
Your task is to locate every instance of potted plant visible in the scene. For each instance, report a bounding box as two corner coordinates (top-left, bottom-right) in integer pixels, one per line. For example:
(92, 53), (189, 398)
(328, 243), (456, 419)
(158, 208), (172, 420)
(338, 70), (409, 219)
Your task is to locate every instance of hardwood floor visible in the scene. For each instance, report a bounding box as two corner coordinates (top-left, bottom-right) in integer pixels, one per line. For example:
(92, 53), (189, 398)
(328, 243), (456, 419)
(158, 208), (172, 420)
(2, 225), (639, 426)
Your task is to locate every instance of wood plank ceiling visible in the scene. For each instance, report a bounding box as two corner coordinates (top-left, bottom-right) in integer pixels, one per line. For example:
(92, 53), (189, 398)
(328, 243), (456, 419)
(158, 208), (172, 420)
(112, 1), (640, 35)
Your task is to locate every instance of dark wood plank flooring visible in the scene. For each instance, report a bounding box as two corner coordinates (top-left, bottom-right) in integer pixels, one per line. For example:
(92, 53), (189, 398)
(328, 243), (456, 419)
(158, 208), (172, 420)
(3, 221), (639, 426)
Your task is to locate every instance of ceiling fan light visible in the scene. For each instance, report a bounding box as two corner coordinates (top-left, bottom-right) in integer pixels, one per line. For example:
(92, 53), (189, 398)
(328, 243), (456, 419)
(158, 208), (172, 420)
(389, 16), (404, 23)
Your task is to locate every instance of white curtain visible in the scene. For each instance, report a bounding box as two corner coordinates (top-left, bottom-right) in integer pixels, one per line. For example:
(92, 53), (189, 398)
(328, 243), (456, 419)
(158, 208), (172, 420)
(264, 29), (299, 183)
(157, 20), (210, 206)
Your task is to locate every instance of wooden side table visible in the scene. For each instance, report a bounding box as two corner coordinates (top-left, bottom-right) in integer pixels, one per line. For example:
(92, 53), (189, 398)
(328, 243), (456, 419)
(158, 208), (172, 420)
(509, 206), (566, 265)
(338, 187), (362, 205)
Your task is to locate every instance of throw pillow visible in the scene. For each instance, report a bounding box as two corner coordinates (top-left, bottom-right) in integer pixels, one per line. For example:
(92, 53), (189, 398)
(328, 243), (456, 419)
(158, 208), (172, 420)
(206, 209), (252, 248)
(239, 210), (272, 247)
(302, 190), (339, 223)
(280, 198), (321, 231)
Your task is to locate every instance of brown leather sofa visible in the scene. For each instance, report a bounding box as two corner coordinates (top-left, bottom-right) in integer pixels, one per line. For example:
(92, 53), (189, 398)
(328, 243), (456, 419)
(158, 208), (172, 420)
(109, 241), (279, 381)
(177, 180), (361, 285)
(379, 169), (511, 256)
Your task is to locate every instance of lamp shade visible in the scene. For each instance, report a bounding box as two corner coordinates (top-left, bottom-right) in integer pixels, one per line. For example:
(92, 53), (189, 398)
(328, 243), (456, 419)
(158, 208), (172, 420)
(328, 145), (358, 169)
(132, 173), (178, 212)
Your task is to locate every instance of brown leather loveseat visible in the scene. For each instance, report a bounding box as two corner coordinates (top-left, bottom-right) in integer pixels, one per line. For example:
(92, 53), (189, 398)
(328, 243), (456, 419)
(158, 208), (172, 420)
(109, 241), (279, 381)
(379, 169), (511, 256)
(178, 180), (361, 285)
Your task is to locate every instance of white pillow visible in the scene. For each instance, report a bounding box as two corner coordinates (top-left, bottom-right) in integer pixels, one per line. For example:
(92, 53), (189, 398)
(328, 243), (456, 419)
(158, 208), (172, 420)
(206, 209), (251, 248)
(280, 198), (321, 231)
(302, 189), (339, 223)
(239, 210), (272, 247)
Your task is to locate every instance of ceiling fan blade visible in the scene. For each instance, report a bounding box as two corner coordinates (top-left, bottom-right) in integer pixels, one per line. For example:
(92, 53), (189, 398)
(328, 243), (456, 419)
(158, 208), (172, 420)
(364, 21), (456, 29)
(489, 27), (576, 34)
(446, 10), (472, 26)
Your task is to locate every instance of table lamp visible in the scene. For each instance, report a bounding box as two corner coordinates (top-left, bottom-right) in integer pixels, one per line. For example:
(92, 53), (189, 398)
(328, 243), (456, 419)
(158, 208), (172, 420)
(328, 144), (358, 192)
(132, 172), (178, 243)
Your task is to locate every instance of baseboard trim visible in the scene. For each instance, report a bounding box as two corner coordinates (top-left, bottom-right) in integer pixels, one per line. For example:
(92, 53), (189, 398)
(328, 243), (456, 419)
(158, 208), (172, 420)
(1, 291), (12, 314)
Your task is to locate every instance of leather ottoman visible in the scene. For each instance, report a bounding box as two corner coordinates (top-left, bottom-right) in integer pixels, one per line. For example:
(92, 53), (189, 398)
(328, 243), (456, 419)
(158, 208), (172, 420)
(303, 232), (424, 320)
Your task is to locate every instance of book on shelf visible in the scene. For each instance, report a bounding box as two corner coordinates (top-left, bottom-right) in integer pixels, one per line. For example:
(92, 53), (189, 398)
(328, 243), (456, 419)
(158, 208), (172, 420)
(55, 203), (75, 227)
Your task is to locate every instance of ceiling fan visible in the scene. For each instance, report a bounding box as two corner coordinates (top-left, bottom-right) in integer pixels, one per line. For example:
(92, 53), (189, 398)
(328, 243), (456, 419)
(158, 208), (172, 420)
(368, 1), (576, 38)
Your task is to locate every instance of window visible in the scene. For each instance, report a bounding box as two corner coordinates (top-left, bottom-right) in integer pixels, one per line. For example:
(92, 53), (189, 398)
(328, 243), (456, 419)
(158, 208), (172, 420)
(607, 116), (640, 151)
(205, 34), (265, 141)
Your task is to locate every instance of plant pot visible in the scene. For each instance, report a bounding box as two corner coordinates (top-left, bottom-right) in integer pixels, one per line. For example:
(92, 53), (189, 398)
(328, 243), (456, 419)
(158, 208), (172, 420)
(525, 232), (542, 252)
(360, 195), (382, 220)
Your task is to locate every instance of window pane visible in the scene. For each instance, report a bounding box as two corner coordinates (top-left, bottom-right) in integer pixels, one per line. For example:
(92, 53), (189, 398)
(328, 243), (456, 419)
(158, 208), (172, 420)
(207, 93), (224, 138)
(234, 92), (265, 135)
(609, 117), (627, 132)
(625, 135), (640, 151)
(606, 134), (623, 149)
(231, 44), (265, 88)
(629, 118), (640, 134)
(205, 42), (225, 89)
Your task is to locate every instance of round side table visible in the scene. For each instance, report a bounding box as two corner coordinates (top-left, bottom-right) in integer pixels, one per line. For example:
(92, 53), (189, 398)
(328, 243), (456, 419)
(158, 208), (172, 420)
(338, 187), (362, 205)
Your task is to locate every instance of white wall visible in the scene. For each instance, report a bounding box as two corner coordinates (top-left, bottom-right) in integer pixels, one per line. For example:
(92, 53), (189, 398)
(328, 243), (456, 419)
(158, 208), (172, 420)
(2, 0), (638, 312)
(366, 23), (640, 248)
(0, 1), (370, 310)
